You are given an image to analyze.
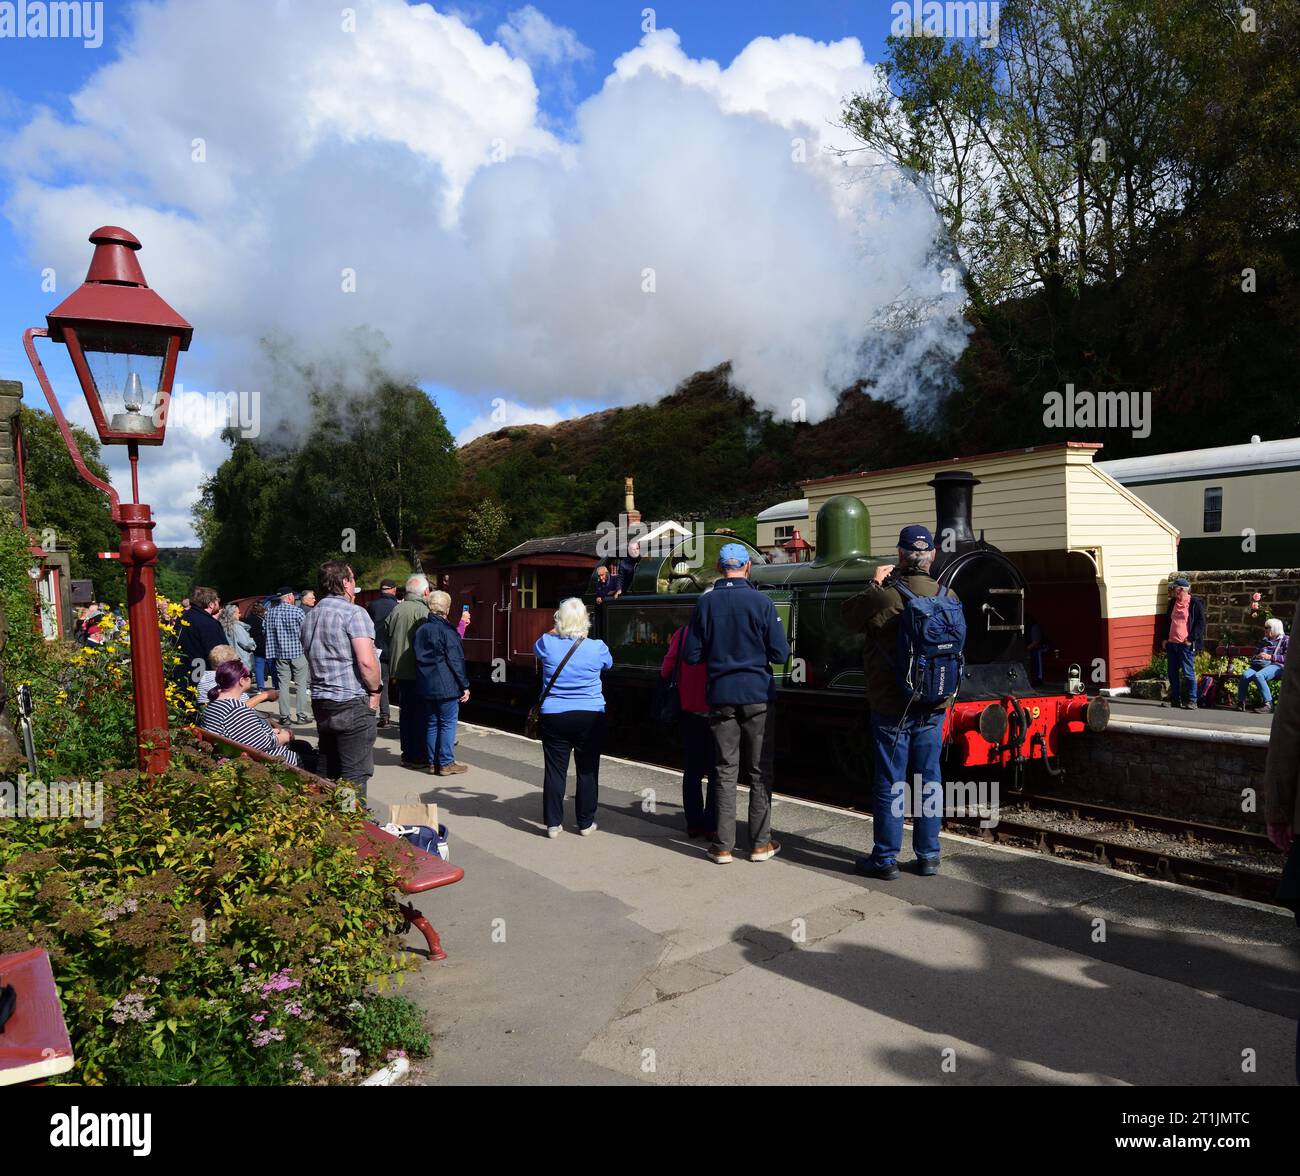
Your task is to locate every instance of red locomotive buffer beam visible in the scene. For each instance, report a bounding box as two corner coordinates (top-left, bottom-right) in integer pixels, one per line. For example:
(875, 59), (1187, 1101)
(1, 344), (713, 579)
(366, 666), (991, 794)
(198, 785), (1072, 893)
(946, 694), (1108, 769)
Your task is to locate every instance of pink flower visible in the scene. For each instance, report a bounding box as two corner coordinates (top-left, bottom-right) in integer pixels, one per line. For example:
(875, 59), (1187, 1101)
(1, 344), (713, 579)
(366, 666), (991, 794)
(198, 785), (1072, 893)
(251, 1012), (266, 1023)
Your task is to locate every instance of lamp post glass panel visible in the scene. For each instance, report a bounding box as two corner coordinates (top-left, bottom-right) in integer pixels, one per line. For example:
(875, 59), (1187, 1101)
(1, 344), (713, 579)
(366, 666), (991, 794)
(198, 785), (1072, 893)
(22, 226), (192, 773)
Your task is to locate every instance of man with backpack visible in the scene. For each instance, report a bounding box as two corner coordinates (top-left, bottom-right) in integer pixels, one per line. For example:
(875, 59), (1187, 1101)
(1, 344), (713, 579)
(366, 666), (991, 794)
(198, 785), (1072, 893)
(842, 524), (966, 880)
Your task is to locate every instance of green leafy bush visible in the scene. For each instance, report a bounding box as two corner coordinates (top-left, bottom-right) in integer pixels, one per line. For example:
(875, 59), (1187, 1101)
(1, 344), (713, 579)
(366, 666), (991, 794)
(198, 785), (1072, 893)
(0, 513), (194, 778)
(0, 737), (422, 1084)
(348, 992), (432, 1063)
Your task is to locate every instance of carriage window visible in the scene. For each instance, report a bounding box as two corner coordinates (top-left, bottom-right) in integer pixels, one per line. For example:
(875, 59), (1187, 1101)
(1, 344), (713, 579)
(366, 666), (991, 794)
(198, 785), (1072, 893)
(1203, 487), (1222, 533)
(517, 568), (538, 608)
(773, 525), (795, 543)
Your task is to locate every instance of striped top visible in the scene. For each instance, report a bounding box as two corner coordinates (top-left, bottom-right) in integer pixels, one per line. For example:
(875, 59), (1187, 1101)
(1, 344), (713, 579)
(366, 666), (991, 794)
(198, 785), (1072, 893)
(202, 697), (300, 767)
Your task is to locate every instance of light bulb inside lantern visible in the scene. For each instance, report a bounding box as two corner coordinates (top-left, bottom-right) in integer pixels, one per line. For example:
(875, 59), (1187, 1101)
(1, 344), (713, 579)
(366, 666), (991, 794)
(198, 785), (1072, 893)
(123, 370), (145, 414)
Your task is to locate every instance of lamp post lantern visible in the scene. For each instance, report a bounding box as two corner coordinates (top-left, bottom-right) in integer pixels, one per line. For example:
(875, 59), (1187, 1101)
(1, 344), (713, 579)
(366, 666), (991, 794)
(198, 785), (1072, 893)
(23, 226), (193, 773)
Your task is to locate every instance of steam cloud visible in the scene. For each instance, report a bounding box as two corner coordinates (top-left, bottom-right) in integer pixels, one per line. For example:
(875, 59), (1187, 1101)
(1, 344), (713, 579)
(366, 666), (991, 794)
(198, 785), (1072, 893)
(2, 1), (969, 539)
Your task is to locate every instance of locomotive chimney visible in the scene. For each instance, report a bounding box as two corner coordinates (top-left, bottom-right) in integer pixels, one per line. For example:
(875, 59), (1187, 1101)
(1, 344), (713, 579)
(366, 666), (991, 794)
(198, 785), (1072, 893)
(928, 470), (980, 549)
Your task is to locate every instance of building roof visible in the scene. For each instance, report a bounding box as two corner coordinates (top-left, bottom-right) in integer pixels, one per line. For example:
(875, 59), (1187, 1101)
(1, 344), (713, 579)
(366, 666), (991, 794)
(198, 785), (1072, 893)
(800, 442), (1103, 488)
(497, 531), (604, 560)
(1097, 436), (1300, 483)
(756, 498), (808, 522)
(496, 519), (686, 561)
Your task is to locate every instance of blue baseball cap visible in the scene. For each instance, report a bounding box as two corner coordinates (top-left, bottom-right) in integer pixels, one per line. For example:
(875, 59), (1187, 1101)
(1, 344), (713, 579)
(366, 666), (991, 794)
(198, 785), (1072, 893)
(1172, 577), (1190, 588)
(718, 543), (751, 569)
(897, 525), (935, 552)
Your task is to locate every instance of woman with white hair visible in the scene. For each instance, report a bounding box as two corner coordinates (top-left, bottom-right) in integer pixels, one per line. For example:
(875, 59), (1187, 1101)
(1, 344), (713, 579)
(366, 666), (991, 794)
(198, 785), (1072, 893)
(533, 597), (613, 837)
(218, 603), (256, 670)
(1240, 616), (1288, 713)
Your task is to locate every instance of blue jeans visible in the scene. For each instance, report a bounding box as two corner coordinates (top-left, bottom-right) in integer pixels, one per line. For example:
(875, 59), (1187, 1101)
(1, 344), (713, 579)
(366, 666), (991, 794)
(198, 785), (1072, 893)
(869, 709), (944, 867)
(253, 654), (270, 691)
(1241, 662), (1281, 705)
(1166, 641), (1197, 704)
(397, 682), (428, 764)
(425, 697), (459, 768)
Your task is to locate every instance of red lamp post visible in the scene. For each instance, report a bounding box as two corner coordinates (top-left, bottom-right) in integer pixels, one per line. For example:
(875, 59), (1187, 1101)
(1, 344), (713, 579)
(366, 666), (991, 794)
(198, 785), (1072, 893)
(784, 528), (813, 563)
(22, 226), (193, 773)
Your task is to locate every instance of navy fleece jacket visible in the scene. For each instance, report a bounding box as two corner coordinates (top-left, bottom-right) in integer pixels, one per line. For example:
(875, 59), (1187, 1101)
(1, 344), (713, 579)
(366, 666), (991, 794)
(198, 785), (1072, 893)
(682, 577), (790, 706)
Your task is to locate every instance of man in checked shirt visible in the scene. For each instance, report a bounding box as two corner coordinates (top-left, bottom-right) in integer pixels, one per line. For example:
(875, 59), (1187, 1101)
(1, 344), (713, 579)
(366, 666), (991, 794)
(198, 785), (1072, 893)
(266, 586), (312, 724)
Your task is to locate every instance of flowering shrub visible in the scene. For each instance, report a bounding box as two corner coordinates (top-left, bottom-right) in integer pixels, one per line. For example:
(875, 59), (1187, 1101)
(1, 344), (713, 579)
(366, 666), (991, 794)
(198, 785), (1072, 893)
(0, 736), (425, 1084)
(0, 514), (194, 777)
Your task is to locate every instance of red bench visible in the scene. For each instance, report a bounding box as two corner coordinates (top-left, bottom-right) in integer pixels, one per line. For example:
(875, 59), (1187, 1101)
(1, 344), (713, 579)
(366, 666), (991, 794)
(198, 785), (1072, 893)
(0, 948), (75, 1085)
(193, 728), (463, 961)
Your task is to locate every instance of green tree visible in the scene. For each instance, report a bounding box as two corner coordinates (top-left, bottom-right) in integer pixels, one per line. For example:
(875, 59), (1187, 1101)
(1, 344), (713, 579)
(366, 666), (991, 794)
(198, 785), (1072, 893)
(16, 406), (122, 605)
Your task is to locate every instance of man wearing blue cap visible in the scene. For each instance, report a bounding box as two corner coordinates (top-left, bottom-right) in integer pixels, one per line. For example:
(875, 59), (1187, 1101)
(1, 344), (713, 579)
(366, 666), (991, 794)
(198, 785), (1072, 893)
(684, 542), (791, 864)
(842, 523), (960, 880)
(1161, 577), (1205, 710)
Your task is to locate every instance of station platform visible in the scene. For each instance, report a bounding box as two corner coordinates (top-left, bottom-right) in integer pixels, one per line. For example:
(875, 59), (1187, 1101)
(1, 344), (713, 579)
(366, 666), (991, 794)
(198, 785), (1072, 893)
(365, 718), (1298, 1086)
(1109, 695), (1272, 740)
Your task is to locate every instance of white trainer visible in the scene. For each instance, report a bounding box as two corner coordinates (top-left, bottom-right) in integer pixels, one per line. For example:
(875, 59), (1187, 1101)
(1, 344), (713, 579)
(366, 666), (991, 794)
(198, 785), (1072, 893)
(579, 823), (597, 837)
(546, 826), (562, 839)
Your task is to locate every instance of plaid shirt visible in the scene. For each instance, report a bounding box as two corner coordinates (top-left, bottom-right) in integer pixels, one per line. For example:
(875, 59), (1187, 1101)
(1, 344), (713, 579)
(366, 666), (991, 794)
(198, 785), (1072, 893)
(301, 594), (376, 702)
(264, 602), (306, 661)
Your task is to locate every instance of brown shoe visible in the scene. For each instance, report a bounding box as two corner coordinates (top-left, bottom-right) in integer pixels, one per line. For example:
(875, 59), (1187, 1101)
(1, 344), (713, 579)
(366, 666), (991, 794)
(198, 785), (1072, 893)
(400, 760), (429, 770)
(434, 762), (468, 776)
(707, 844), (733, 865)
(749, 840), (781, 862)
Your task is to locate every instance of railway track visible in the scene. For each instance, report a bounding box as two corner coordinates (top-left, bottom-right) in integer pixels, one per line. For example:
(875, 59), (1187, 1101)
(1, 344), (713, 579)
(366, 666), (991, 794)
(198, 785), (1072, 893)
(460, 705), (1287, 908)
(942, 792), (1282, 905)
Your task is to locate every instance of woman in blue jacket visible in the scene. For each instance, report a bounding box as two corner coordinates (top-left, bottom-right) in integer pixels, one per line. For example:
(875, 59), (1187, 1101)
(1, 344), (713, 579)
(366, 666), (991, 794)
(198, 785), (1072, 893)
(413, 590), (471, 776)
(534, 597), (613, 837)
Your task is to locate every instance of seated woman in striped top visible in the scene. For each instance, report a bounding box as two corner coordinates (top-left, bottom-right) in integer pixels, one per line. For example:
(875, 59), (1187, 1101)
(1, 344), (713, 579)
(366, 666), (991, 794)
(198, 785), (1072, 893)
(203, 660), (317, 771)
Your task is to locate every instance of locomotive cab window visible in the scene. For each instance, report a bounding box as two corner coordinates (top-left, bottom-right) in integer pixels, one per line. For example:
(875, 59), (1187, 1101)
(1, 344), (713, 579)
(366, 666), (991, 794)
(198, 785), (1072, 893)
(1203, 486), (1222, 533)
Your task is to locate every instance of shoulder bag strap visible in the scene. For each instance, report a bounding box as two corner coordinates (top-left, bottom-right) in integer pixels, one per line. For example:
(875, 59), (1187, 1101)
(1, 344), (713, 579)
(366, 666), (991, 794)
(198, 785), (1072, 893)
(538, 636), (584, 706)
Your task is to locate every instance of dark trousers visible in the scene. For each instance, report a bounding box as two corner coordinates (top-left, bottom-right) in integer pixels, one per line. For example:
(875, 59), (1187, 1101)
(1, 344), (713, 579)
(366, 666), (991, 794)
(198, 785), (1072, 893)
(1166, 641), (1197, 704)
(540, 710), (605, 830)
(680, 712), (718, 833)
(709, 702), (774, 853)
(377, 655), (391, 721)
(396, 679), (428, 764)
(312, 696), (376, 801)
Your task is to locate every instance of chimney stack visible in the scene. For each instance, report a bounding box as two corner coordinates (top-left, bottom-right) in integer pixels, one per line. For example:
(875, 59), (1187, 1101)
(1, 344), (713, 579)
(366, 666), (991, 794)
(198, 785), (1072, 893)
(623, 476), (641, 526)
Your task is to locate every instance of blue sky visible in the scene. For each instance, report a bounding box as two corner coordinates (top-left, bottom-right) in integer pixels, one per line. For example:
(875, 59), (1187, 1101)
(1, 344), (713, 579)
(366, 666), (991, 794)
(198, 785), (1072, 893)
(0, 2), (912, 542)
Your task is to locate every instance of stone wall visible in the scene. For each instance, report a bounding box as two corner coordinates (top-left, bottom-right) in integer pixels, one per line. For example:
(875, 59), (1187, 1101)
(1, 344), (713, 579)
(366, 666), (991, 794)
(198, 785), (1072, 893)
(1057, 727), (1266, 830)
(1183, 568), (1300, 641)
(0, 379), (23, 522)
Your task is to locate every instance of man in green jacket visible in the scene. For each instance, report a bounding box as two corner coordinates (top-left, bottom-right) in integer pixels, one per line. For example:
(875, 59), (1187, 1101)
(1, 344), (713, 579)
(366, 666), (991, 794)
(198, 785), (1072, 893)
(386, 574), (433, 768)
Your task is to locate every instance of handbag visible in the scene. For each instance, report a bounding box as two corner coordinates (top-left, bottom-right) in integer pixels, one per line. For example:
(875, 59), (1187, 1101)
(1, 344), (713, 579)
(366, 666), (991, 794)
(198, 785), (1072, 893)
(525, 637), (584, 740)
(655, 628), (684, 725)
(1249, 658), (1267, 671)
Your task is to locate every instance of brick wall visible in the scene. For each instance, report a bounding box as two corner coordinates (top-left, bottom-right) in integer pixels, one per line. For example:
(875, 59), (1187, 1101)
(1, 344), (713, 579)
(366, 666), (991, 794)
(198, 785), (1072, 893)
(1057, 727), (1266, 830)
(1183, 568), (1300, 642)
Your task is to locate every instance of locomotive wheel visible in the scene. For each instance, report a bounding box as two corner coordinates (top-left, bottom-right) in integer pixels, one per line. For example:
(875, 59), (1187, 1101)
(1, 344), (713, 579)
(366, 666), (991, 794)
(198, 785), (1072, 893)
(829, 727), (872, 786)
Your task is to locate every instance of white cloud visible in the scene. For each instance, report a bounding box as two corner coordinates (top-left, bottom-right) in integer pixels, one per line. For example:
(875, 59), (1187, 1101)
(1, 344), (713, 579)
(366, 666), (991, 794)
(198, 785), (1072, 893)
(4, 1), (969, 544)
(496, 5), (591, 67)
(455, 396), (582, 444)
